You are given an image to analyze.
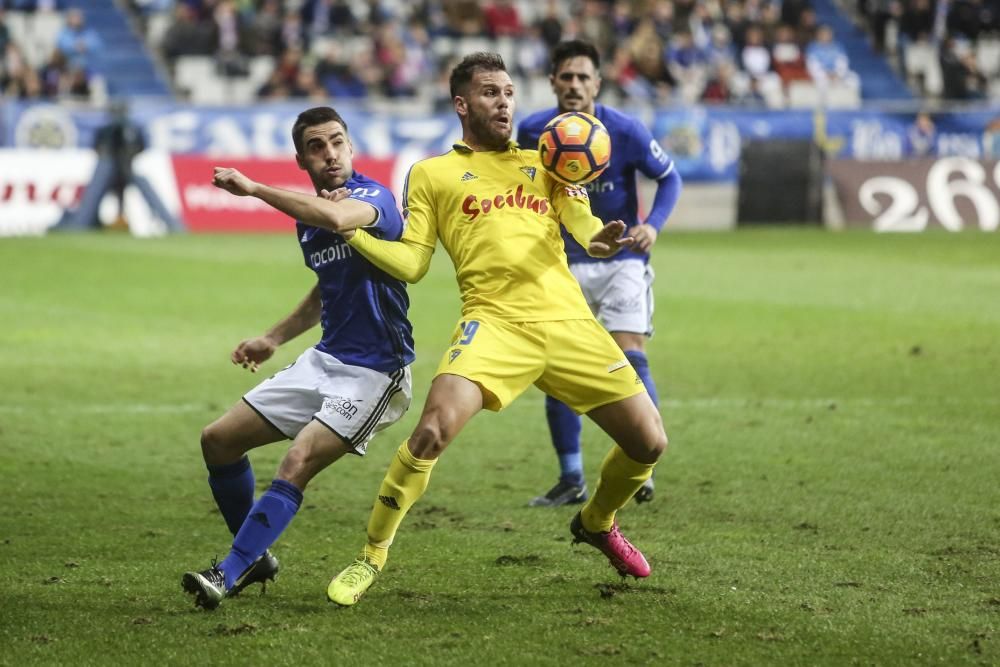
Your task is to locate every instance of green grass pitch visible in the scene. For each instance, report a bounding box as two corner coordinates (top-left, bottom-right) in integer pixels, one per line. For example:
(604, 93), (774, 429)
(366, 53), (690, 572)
(1, 229), (998, 665)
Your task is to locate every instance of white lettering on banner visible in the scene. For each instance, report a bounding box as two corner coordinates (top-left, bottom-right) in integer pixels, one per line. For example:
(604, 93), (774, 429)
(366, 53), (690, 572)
(397, 118), (454, 157)
(148, 112), (296, 157)
(860, 177), (929, 232)
(251, 113), (286, 157)
(851, 120), (903, 161)
(360, 120), (392, 158)
(359, 118), (453, 159)
(937, 133), (980, 158)
(205, 117), (252, 156)
(853, 157), (1000, 232)
(148, 111), (200, 154)
(708, 121), (741, 173)
(926, 158), (1000, 231)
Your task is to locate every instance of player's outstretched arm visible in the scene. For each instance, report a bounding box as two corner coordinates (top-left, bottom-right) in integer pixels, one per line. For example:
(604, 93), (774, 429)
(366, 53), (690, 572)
(230, 284), (322, 372)
(550, 180), (631, 257)
(587, 220), (635, 258)
(212, 167), (376, 233)
(346, 230), (434, 284)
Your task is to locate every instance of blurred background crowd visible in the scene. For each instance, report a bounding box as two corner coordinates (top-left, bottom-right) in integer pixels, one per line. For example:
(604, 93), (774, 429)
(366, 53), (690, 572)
(1, 0), (998, 109)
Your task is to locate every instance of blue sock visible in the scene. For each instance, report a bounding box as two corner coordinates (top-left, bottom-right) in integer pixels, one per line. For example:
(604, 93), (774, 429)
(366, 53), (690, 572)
(625, 350), (660, 407)
(207, 456), (255, 536)
(220, 479), (303, 589)
(626, 350), (660, 480)
(545, 395), (584, 485)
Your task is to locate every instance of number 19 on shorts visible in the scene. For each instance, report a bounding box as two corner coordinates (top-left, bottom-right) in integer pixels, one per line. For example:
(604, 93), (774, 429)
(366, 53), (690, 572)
(454, 320), (480, 346)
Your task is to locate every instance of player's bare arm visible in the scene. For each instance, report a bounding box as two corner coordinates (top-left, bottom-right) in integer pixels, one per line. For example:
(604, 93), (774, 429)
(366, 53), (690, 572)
(231, 284), (322, 372)
(212, 167), (375, 233)
(587, 220), (635, 258)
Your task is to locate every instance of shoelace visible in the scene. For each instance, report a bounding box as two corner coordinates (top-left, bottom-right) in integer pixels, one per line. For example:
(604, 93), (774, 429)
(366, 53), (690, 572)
(206, 556), (226, 585)
(339, 560), (376, 587)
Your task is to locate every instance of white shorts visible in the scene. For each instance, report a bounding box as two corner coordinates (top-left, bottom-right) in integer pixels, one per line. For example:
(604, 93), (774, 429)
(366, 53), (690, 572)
(570, 259), (655, 336)
(243, 347), (412, 456)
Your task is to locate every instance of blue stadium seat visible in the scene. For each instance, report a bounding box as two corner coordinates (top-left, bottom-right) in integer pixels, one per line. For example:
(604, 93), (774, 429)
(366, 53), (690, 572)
(809, 0), (914, 100)
(67, 0), (171, 97)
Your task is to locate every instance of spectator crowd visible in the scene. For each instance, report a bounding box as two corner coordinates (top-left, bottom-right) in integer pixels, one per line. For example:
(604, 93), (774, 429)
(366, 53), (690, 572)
(2, 0), (998, 105)
(857, 0), (1000, 100)
(1, 4), (104, 100)
(139, 0), (872, 107)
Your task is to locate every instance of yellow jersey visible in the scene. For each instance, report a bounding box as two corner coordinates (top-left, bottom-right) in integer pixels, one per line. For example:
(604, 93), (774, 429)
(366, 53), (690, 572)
(400, 140), (603, 322)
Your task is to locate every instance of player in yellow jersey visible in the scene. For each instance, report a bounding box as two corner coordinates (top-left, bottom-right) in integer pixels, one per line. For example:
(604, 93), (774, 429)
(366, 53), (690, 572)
(327, 52), (669, 606)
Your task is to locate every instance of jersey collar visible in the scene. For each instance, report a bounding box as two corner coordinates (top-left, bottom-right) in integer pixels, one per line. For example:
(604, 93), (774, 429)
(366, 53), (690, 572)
(453, 139), (519, 153)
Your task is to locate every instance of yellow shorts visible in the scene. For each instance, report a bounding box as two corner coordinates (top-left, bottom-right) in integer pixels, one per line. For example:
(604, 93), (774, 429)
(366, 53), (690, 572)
(434, 316), (645, 413)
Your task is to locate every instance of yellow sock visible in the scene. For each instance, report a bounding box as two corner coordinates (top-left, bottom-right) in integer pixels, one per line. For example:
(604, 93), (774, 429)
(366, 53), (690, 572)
(580, 446), (655, 533)
(360, 440), (436, 570)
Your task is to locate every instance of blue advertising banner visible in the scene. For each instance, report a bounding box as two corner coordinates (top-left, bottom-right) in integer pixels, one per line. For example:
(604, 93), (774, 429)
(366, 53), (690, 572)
(3, 101), (999, 182)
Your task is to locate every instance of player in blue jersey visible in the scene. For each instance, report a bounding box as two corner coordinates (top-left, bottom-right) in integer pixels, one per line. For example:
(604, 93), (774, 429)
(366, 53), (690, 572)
(517, 40), (682, 507)
(180, 106), (414, 610)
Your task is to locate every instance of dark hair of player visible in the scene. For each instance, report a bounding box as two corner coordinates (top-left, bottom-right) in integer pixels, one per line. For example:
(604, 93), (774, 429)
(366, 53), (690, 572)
(550, 39), (601, 75)
(292, 106), (349, 155)
(449, 52), (508, 98)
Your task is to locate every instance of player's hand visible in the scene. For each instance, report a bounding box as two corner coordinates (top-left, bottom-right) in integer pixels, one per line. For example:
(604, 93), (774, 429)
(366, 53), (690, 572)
(319, 188), (354, 241)
(319, 187), (351, 202)
(213, 167), (258, 197)
(628, 223), (658, 254)
(230, 335), (278, 373)
(588, 220), (634, 258)
(319, 188), (357, 239)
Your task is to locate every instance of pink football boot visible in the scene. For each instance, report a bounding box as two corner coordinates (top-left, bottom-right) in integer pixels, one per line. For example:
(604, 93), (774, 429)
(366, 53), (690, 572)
(570, 512), (651, 578)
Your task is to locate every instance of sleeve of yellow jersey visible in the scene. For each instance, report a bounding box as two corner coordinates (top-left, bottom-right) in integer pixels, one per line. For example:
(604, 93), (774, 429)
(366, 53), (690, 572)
(346, 162), (438, 283)
(548, 178), (604, 255)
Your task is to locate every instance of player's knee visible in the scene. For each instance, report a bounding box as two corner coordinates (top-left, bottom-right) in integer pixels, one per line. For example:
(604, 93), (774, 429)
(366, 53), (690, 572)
(200, 423), (225, 461)
(629, 415), (668, 462)
(644, 410), (668, 458)
(201, 421), (243, 464)
(276, 444), (312, 488)
(649, 429), (668, 460)
(408, 416), (452, 459)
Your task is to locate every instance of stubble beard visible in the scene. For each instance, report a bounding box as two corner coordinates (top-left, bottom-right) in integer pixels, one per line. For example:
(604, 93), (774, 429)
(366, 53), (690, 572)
(469, 109), (511, 151)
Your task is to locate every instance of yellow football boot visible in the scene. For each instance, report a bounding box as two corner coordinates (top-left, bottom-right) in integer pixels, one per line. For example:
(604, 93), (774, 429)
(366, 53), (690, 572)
(327, 558), (380, 606)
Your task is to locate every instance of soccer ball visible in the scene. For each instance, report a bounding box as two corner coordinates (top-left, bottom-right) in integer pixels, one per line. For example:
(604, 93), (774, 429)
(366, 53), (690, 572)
(536, 111), (611, 186)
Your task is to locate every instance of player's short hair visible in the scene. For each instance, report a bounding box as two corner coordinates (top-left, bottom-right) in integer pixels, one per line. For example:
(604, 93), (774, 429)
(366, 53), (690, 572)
(449, 52), (507, 98)
(292, 107), (349, 155)
(550, 40), (601, 75)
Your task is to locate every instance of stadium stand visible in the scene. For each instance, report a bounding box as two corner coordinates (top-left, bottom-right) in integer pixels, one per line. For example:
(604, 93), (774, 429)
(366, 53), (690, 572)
(3, 0), (997, 107)
(126, 0), (912, 108)
(854, 0), (1000, 100)
(1, 0), (170, 100)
